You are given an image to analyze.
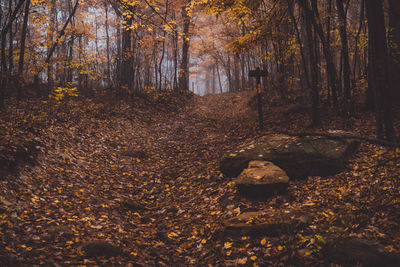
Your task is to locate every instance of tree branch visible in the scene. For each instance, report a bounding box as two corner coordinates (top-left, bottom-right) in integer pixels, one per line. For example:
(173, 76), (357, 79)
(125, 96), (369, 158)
(279, 131), (400, 148)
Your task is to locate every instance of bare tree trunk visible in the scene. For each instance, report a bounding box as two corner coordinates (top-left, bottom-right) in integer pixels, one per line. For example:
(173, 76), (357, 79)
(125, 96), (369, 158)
(326, 0), (332, 104)
(226, 54), (233, 92)
(336, 0), (351, 124)
(389, 0), (400, 103)
(173, 30), (178, 90)
(299, 0), (321, 126)
(0, 0), (26, 107)
(216, 60), (223, 94)
(212, 64), (216, 94)
(104, 3), (111, 87)
(366, 0), (395, 139)
(353, 0), (365, 90)
(8, 0), (14, 83)
(287, 0), (310, 95)
(17, 0), (30, 100)
(179, 1), (191, 91)
(121, 16), (133, 100)
(299, 0), (340, 110)
(47, 0), (56, 95)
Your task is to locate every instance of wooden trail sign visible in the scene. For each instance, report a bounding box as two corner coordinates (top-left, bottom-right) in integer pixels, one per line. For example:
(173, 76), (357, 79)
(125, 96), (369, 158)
(249, 67), (267, 130)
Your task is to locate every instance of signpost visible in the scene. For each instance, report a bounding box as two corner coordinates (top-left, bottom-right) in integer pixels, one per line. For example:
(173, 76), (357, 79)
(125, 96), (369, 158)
(249, 67), (267, 130)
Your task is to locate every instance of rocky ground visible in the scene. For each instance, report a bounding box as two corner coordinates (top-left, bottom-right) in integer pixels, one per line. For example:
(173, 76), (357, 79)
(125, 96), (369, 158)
(0, 91), (399, 266)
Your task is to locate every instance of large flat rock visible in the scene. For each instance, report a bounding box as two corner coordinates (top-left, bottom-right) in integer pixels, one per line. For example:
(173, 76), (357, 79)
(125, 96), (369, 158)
(220, 133), (360, 179)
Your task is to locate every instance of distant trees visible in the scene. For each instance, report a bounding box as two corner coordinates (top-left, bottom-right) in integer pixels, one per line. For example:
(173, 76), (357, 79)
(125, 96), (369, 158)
(0, 0), (196, 109)
(203, 0), (398, 140)
(0, 0), (398, 139)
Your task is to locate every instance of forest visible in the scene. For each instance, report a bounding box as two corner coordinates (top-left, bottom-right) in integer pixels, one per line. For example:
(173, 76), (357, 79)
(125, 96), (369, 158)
(0, 0), (400, 266)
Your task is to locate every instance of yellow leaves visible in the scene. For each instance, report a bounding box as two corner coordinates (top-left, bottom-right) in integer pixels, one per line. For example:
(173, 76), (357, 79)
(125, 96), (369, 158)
(49, 83), (79, 102)
(201, 239), (207, 244)
(237, 257), (247, 264)
(321, 212), (330, 218)
(246, 218), (254, 224)
(5, 246), (15, 252)
(224, 241), (232, 249)
(320, 210), (335, 218)
(168, 232), (179, 239)
(233, 207), (241, 215)
(26, 246), (33, 251)
(83, 259), (96, 264)
(154, 241), (164, 247)
(250, 255), (257, 261)
(260, 238), (267, 246)
(133, 212), (141, 217)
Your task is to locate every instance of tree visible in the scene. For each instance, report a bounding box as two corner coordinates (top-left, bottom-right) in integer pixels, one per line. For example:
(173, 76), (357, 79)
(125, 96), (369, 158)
(366, 0), (395, 140)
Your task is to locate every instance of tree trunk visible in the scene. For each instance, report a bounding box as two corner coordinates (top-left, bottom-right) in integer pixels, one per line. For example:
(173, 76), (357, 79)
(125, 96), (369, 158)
(366, 0), (395, 140)
(216, 60), (223, 94)
(8, 0), (14, 85)
(299, 0), (321, 126)
(17, 0), (31, 100)
(121, 16), (134, 99)
(179, 1), (191, 91)
(104, 3), (111, 87)
(299, 0), (339, 110)
(336, 0), (351, 125)
(389, 0), (400, 104)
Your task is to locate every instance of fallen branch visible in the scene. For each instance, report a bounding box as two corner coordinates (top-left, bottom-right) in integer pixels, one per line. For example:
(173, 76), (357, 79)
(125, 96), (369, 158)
(278, 131), (400, 148)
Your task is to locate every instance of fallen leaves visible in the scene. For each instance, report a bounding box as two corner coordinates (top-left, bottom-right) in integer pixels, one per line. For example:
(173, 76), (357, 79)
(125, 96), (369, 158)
(224, 242), (233, 249)
(0, 92), (399, 266)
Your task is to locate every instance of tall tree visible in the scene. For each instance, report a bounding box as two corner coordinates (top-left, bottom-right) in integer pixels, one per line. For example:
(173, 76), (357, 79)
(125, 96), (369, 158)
(389, 0), (400, 103)
(366, 0), (395, 139)
(179, 0), (191, 91)
(17, 0), (31, 99)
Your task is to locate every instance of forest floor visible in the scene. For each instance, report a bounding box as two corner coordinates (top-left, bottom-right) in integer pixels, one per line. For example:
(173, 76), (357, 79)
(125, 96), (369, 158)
(0, 91), (400, 266)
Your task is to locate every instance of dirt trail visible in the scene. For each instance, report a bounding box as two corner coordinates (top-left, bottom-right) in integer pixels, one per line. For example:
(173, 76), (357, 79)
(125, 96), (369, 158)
(1, 92), (259, 265)
(2, 92), (400, 266)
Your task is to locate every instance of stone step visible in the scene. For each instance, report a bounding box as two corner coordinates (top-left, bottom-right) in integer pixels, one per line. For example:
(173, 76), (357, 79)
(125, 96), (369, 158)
(234, 160), (289, 199)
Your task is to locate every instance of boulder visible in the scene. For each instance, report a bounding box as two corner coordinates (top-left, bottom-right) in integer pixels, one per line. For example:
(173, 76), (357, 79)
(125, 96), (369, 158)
(235, 161), (289, 198)
(223, 210), (311, 237)
(323, 238), (400, 267)
(220, 133), (360, 179)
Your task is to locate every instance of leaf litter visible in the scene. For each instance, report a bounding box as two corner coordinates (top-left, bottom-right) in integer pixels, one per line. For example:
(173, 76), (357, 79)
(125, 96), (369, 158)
(0, 92), (399, 266)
